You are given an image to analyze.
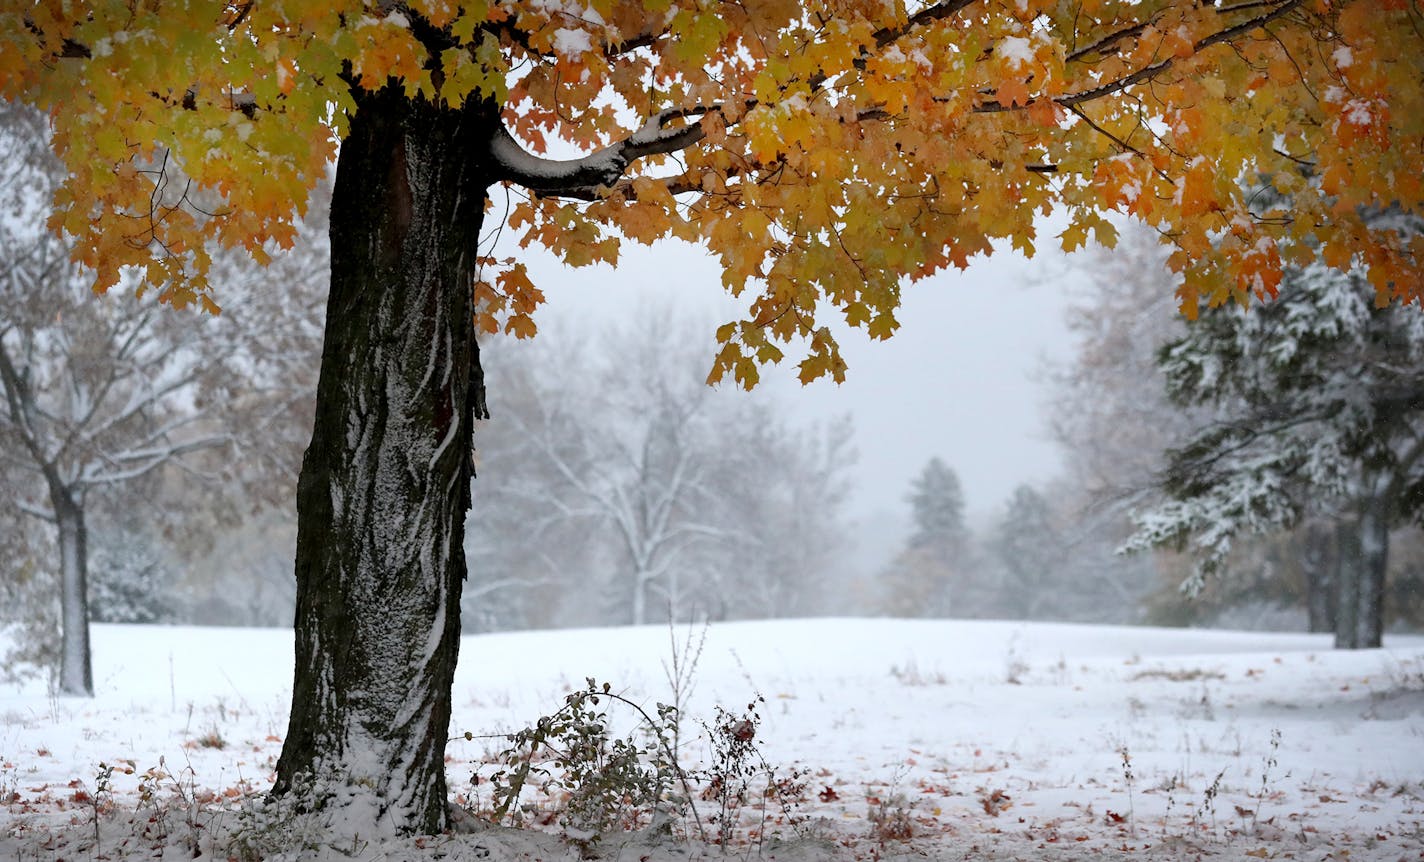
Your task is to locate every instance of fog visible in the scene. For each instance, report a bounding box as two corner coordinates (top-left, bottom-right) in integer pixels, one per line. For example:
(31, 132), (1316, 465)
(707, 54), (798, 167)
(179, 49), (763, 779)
(518, 235), (1078, 528)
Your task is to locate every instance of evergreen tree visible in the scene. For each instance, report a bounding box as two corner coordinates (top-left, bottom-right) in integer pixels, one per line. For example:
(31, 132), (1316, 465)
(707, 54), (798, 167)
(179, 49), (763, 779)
(990, 485), (1061, 620)
(88, 525), (177, 625)
(880, 458), (971, 616)
(1127, 222), (1424, 648)
(907, 457), (969, 558)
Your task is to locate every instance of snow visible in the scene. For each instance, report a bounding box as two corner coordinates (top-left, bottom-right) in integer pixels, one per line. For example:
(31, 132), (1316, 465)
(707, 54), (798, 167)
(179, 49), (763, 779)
(2, 619), (1422, 860)
(552, 27), (592, 56)
(1344, 99), (1375, 127)
(489, 124), (623, 188)
(997, 36), (1035, 69)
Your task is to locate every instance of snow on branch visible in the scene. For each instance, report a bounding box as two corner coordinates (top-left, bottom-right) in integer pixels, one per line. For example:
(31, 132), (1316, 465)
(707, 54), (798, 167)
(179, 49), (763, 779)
(490, 107), (711, 196)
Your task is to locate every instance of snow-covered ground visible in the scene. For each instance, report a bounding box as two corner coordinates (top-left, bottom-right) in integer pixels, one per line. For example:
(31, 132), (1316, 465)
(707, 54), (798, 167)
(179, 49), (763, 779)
(2, 618), (1422, 860)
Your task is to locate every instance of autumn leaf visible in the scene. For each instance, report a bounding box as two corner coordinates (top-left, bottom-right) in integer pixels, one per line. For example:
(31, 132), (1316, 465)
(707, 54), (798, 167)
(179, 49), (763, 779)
(0, 0), (1418, 392)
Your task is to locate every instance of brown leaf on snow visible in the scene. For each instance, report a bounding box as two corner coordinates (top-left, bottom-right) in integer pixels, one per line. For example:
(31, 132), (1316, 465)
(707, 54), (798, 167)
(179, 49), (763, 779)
(980, 788), (1012, 817)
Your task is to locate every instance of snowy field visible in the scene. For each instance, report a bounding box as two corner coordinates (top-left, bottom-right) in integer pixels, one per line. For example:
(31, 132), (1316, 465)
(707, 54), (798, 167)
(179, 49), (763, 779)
(2, 618), (1423, 860)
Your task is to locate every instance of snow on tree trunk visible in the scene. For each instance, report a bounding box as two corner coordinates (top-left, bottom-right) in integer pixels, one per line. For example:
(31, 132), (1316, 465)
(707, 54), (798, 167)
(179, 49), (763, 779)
(52, 486), (92, 697)
(273, 86), (492, 836)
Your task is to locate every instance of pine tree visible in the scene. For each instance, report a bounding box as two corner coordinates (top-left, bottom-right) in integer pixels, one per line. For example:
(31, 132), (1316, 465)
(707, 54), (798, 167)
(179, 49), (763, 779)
(881, 458), (970, 616)
(907, 457), (969, 559)
(1126, 219), (1424, 648)
(990, 485), (1061, 620)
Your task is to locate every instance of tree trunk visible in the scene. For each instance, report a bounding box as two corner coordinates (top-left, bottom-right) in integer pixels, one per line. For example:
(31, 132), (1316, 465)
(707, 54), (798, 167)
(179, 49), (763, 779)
(1353, 494), (1388, 648)
(1334, 497), (1389, 649)
(273, 86), (493, 836)
(1301, 521), (1337, 634)
(632, 567), (648, 626)
(52, 485), (92, 697)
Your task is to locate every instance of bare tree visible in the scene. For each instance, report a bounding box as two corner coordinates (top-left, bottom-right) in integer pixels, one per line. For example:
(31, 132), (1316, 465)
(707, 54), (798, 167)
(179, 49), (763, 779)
(0, 103), (326, 692)
(466, 308), (856, 628)
(1033, 230), (1200, 625)
(511, 312), (731, 626)
(711, 407), (854, 619)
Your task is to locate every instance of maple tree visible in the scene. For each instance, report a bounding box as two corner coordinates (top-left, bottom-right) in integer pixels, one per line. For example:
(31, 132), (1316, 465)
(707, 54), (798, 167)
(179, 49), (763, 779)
(4, 0), (1423, 838)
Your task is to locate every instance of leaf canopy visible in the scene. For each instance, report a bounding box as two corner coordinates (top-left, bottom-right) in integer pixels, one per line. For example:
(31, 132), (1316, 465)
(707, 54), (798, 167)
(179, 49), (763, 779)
(3, 0), (1421, 385)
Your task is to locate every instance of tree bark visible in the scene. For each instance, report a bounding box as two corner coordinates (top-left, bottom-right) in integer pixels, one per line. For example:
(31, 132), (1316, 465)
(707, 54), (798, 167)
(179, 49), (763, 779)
(1334, 497), (1389, 649)
(1301, 521), (1337, 634)
(52, 484), (92, 697)
(1353, 494), (1388, 648)
(273, 85), (493, 835)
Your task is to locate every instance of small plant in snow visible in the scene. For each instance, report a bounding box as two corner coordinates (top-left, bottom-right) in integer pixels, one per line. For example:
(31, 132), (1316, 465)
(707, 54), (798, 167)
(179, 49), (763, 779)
(1160, 772), (1180, 840)
(1004, 634), (1030, 685)
(473, 677), (806, 855)
(0, 758), (18, 806)
(1192, 767), (1228, 837)
(867, 766), (917, 846)
(889, 660), (946, 686)
(1248, 728), (1283, 833)
(867, 792), (916, 844)
(193, 725), (227, 750)
(86, 761), (117, 854)
(227, 770), (335, 861)
(699, 696), (807, 846)
(1117, 744), (1136, 836)
(481, 678), (694, 856)
(661, 619), (707, 756)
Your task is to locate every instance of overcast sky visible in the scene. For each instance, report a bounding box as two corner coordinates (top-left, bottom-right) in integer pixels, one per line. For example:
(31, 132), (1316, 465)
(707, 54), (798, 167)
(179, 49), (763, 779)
(512, 232), (1082, 534)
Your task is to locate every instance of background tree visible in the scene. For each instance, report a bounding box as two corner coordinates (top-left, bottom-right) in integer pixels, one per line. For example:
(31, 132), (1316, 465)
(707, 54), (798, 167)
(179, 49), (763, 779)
(711, 408), (854, 620)
(0, 103), (326, 693)
(1126, 232), (1424, 648)
(6, 0), (1421, 836)
(1044, 224), (1424, 634)
(469, 311), (854, 628)
(988, 484), (1062, 620)
(1039, 229), (1196, 625)
(1045, 235), (1190, 503)
(0, 104), (234, 695)
(880, 457), (971, 616)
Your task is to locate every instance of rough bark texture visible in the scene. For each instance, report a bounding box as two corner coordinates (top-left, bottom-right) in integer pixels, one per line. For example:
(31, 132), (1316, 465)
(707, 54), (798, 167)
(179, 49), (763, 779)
(274, 85), (492, 835)
(52, 485), (92, 697)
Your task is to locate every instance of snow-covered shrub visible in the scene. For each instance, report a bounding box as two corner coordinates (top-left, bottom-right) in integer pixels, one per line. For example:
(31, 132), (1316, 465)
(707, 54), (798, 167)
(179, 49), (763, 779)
(88, 527), (178, 624)
(0, 532), (60, 685)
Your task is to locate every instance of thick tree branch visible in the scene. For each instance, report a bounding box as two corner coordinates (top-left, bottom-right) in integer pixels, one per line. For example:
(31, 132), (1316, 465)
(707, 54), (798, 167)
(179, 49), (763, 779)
(489, 107), (712, 194)
(0, 337), (52, 469)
